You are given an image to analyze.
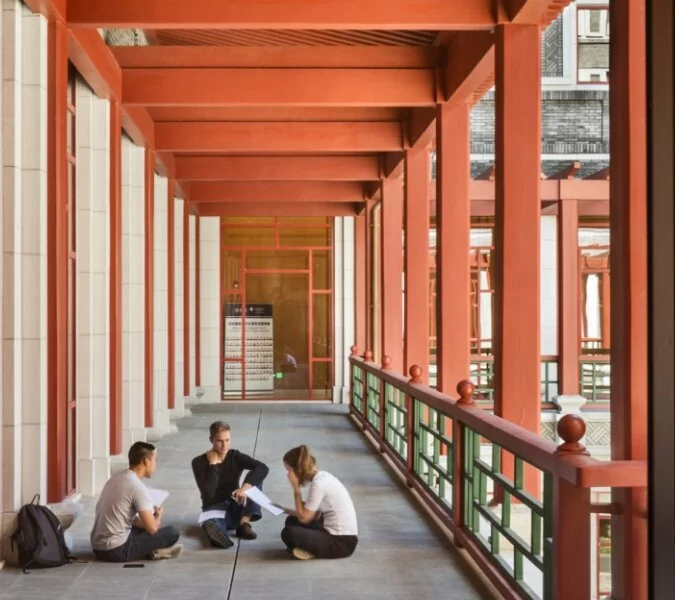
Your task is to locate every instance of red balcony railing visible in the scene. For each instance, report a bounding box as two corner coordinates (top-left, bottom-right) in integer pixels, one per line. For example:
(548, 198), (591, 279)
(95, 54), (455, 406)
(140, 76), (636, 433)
(349, 348), (646, 600)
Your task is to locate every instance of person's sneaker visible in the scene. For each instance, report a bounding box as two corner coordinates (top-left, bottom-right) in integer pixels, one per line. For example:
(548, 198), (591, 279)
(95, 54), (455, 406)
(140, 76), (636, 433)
(151, 544), (184, 560)
(204, 520), (234, 549)
(291, 548), (315, 560)
(236, 522), (257, 540)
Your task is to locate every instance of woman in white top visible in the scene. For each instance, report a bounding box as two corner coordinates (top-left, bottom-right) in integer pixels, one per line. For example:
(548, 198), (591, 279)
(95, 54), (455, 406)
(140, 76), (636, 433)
(279, 445), (358, 560)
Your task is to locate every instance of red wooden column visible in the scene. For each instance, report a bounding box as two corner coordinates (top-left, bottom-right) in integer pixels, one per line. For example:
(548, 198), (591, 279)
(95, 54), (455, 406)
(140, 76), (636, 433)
(436, 103), (471, 393)
(167, 180), (176, 410)
(380, 178), (404, 372)
(183, 201), (191, 396)
(47, 20), (69, 502)
(404, 148), (429, 379)
(609, 0), (648, 597)
(557, 199), (580, 395)
(195, 216), (201, 386)
(494, 25), (541, 495)
(109, 100), (122, 455)
(354, 214), (367, 352)
(144, 148), (155, 427)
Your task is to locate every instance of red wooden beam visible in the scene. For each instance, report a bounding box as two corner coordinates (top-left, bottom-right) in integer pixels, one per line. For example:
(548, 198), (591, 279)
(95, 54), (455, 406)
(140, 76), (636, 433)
(175, 155), (380, 182)
(113, 45), (440, 69)
(189, 181), (364, 203)
(148, 106), (404, 123)
(122, 68), (436, 107)
(407, 107), (436, 148)
(23, 0), (65, 22)
(47, 20), (69, 502)
(155, 122), (403, 152)
(120, 106), (155, 148)
(67, 29), (121, 101)
(507, 0), (572, 24)
(67, 0), (495, 30)
(547, 161), (581, 180)
(197, 202), (359, 217)
(444, 32), (495, 103)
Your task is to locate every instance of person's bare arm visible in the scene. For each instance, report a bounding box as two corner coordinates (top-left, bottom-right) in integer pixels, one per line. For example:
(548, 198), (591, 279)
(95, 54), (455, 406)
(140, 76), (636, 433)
(132, 506), (163, 535)
(287, 471), (317, 524)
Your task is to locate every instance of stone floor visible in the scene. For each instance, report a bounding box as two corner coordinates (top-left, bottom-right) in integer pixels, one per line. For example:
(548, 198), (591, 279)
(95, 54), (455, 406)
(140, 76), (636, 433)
(1, 403), (494, 600)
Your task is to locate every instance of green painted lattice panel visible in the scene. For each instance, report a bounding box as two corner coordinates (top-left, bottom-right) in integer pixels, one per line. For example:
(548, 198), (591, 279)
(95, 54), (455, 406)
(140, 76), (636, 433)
(352, 366), (364, 413)
(384, 383), (407, 460)
(365, 371), (381, 430)
(463, 428), (550, 600)
(413, 400), (454, 516)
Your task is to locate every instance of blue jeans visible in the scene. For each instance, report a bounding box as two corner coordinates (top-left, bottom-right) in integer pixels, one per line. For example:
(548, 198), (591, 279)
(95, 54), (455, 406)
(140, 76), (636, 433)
(203, 496), (262, 534)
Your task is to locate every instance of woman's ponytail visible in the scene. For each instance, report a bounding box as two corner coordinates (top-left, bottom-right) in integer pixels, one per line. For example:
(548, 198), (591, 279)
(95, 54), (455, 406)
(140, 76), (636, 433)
(283, 444), (317, 484)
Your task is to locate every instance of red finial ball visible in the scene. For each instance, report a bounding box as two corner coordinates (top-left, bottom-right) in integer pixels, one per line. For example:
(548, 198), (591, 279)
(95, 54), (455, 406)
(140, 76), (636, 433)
(556, 414), (589, 456)
(409, 365), (423, 384)
(364, 350), (374, 362)
(382, 355), (392, 369)
(350, 345), (359, 356)
(456, 380), (475, 405)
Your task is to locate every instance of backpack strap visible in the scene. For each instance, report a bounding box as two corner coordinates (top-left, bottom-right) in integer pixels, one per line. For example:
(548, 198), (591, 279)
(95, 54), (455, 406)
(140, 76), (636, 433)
(31, 494), (40, 506)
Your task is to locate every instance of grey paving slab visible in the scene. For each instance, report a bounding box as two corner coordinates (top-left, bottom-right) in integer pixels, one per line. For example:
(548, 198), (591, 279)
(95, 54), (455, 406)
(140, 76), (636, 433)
(1, 403), (494, 600)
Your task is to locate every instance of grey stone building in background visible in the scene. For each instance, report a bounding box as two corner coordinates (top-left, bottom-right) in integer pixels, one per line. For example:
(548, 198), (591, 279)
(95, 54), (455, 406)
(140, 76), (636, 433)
(468, 1), (610, 179)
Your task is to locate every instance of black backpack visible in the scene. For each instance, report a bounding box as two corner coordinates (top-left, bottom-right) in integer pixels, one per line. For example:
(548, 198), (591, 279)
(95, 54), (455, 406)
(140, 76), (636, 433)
(10, 494), (72, 572)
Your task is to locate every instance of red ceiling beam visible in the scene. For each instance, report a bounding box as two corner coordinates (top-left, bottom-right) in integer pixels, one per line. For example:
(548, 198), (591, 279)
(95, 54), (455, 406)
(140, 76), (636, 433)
(147, 106), (404, 122)
(113, 46), (440, 69)
(23, 0), (65, 22)
(122, 68), (436, 107)
(429, 179), (611, 202)
(67, 29), (121, 101)
(507, 0), (572, 24)
(120, 106), (155, 148)
(175, 155), (380, 181)
(188, 181), (364, 203)
(67, 0), (495, 30)
(155, 121), (403, 152)
(443, 32), (495, 103)
(407, 107), (437, 148)
(197, 202), (360, 218)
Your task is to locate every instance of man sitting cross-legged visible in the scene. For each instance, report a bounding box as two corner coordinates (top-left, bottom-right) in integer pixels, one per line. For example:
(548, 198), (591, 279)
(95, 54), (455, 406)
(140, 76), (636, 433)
(192, 421), (269, 548)
(91, 442), (183, 562)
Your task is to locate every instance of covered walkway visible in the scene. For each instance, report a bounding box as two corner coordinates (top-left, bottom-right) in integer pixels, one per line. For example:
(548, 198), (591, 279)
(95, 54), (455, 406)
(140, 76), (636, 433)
(0, 404), (491, 600)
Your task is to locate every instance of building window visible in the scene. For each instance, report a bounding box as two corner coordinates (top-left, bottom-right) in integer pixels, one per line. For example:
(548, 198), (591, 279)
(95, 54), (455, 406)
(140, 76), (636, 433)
(577, 6), (610, 83)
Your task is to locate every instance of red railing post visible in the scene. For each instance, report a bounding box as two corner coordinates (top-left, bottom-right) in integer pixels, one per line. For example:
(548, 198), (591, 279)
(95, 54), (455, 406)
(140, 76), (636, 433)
(407, 365), (423, 487)
(453, 380), (475, 547)
(553, 415), (592, 600)
(379, 355), (391, 451)
(362, 350), (373, 430)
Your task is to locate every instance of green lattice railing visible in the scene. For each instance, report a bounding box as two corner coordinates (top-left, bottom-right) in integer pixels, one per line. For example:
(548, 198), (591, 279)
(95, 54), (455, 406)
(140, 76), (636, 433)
(349, 350), (645, 600)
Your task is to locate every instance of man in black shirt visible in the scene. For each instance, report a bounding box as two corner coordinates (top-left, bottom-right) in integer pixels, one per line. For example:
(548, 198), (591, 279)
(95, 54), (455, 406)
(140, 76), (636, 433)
(192, 421), (269, 548)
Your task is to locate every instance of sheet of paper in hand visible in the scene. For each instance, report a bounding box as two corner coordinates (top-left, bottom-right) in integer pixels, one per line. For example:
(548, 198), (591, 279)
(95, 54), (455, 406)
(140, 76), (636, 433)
(244, 487), (285, 516)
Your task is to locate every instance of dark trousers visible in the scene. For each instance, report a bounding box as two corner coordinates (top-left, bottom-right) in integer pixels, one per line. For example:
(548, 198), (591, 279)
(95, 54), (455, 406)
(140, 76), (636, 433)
(202, 498), (262, 538)
(94, 525), (180, 563)
(281, 516), (358, 559)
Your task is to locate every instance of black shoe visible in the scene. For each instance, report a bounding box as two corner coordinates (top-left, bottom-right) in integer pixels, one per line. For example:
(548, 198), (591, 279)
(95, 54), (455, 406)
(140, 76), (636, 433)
(236, 522), (257, 540)
(204, 520), (234, 548)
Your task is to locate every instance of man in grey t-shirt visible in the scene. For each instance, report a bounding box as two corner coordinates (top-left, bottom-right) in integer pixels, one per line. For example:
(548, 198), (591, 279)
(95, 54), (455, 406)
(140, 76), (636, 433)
(91, 442), (182, 562)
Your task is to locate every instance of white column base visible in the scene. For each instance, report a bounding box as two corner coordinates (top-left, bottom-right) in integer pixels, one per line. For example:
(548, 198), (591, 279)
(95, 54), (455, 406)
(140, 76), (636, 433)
(195, 385), (222, 404)
(333, 385), (350, 404)
(109, 454), (128, 476)
(147, 409), (172, 442)
(1, 513), (19, 566)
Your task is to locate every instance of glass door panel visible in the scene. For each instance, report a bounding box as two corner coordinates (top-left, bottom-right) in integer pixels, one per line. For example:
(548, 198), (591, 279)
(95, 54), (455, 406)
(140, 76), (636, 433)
(246, 272), (309, 399)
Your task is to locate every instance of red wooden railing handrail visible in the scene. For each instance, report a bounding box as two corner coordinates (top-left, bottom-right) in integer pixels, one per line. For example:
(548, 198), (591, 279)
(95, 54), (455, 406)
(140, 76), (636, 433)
(350, 354), (646, 489)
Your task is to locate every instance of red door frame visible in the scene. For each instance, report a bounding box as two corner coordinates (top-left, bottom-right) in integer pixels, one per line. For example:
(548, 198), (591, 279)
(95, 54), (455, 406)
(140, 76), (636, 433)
(219, 218), (334, 400)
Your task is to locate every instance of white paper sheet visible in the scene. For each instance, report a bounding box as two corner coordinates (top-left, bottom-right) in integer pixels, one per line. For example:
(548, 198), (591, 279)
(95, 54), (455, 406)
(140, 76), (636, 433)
(147, 488), (170, 507)
(198, 510), (227, 525)
(244, 486), (285, 516)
